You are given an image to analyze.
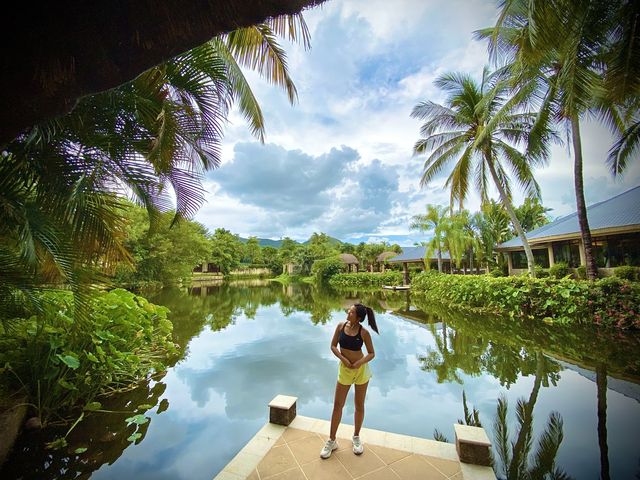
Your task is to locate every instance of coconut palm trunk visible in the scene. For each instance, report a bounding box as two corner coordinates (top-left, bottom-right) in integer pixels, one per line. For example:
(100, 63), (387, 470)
(486, 153), (536, 276)
(437, 246), (443, 273)
(571, 117), (598, 280)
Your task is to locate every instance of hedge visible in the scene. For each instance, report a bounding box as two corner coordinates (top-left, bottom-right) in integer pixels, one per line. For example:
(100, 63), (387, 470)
(411, 272), (640, 329)
(329, 272), (403, 288)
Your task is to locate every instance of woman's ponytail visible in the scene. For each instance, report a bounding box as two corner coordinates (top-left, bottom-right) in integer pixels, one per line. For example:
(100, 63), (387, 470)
(365, 307), (379, 334)
(354, 303), (379, 334)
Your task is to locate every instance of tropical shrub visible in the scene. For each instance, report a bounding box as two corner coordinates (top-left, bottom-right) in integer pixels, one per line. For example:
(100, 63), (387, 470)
(412, 272), (640, 328)
(489, 268), (506, 277)
(590, 277), (640, 329)
(329, 272), (403, 288)
(575, 265), (587, 279)
(311, 256), (345, 283)
(0, 289), (177, 423)
(613, 265), (639, 281)
(534, 265), (549, 278)
(548, 262), (570, 279)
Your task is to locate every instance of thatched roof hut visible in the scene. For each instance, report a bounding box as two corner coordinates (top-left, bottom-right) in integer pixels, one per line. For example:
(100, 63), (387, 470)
(1, 0), (325, 144)
(376, 251), (398, 263)
(339, 253), (359, 265)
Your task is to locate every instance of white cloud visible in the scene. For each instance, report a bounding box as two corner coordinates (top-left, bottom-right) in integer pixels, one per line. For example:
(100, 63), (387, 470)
(195, 1), (640, 244)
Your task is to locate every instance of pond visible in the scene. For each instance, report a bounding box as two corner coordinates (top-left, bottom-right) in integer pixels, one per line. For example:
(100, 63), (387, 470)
(3, 281), (640, 479)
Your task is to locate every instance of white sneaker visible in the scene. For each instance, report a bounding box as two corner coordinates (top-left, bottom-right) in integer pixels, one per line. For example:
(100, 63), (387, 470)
(320, 439), (338, 459)
(352, 435), (364, 455)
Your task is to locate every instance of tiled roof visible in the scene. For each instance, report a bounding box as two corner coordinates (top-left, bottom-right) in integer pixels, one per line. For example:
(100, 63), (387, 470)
(497, 185), (640, 249)
(387, 246), (451, 262)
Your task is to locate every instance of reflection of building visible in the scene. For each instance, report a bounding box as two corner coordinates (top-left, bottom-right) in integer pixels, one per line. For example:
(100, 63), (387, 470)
(555, 358), (640, 403)
(496, 186), (640, 276)
(386, 246), (452, 284)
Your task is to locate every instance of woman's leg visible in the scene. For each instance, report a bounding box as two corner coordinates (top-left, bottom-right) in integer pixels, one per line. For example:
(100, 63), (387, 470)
(329, 382), (351, 440)
(353, 381), (369, 436)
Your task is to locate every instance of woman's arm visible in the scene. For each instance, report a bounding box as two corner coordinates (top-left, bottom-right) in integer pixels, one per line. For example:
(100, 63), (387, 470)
(352, 329), (375, 368)
(331, 322), (353, 368)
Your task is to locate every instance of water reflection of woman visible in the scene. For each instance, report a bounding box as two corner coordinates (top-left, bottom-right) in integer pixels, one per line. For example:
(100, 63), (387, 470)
(320, 303), (379, 459)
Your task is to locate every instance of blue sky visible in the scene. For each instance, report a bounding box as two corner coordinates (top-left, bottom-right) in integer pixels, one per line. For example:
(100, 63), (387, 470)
(194, 0), (640, 246)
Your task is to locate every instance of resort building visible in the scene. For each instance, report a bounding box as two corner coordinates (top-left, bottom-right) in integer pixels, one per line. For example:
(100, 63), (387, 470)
(495, 186), (640, 276)
(387, 246), (452, 284)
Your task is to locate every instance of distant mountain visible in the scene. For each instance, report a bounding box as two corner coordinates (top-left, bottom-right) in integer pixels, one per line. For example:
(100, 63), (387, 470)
(238, 235), (346, 248)
(238, 237), (291, 248)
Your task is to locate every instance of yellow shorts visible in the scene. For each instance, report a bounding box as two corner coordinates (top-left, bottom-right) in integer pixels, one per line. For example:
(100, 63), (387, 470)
(338, 362), (372, 386)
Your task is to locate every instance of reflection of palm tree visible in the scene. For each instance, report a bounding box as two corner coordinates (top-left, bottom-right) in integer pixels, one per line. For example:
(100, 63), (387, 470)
(418, 323), (487, 383)
(495, 353), (572, 480)
(596, 363), (610, 480)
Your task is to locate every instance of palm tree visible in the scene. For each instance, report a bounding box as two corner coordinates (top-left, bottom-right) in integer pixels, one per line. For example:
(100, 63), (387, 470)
(410, 204), (449, 272)
(411, 69), (553, 276)
(0, 14), (310, 317)
(479, 0), (638, 280)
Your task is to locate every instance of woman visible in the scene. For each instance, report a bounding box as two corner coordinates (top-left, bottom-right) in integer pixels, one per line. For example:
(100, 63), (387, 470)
(320, 303), (379, 459)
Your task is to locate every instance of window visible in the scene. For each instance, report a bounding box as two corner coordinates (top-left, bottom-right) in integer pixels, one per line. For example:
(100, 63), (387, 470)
(511, 249), (549, 269)
(606, 233), (640, 267)
(553, 242), (581, 268)
(592, 240), (610, 268)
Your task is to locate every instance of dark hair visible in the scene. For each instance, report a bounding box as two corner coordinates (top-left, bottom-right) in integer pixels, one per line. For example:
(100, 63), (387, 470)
(354, 303), (379, 334)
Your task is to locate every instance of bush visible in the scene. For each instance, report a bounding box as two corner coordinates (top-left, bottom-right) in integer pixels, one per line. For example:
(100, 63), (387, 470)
(489, 268), (506, 277)
(534, 265), (549, 278)
(548, 262), (570, 279)
(613, 265), (639, 281)
(411, 272), (640, 328)
(0, 289), (177, 423)
(329, 271), (403, 288)
(311, 256), (345, 283)
(576, 265), (586, 279)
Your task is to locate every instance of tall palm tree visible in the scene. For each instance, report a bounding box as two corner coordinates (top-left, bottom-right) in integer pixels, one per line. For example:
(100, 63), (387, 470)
(410, 204), (449, 272)
(479, 0), (638, 280)
(411, 69), (553, 276)
(0, 14), (310, 317)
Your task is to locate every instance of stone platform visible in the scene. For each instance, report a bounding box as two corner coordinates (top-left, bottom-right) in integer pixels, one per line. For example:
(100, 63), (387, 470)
(213, 401), (496, 480)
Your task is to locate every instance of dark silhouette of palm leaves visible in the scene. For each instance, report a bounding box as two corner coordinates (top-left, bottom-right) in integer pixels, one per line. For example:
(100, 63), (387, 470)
(0, 14), (309, 318)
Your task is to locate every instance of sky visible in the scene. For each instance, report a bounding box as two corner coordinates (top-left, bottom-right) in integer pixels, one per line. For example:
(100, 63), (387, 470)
(193, 0), (640, 246)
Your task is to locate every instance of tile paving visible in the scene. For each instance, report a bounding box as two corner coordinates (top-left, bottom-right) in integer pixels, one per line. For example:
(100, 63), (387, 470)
(214, 416), (496, 480)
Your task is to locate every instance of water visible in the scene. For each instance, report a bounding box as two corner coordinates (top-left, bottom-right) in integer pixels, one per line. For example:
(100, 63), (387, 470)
(3, 281), (640, 479)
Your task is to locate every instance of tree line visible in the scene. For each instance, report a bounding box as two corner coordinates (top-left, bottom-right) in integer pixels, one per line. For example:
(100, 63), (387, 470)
(411, 197), (551, 273)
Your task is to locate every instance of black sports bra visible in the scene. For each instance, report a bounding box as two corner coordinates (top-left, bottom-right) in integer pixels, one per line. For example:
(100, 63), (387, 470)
(339, 322), (363, 351)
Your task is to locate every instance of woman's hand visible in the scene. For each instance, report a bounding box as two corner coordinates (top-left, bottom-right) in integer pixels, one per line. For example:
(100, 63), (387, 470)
(341, 358), (354, 369)
(351, 359), (363, 369)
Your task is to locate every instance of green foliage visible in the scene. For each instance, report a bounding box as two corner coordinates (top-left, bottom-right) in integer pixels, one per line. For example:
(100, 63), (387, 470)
(0, 289), (177, 423)
(243, 237), (263, 265)
(412, 272), (640, 328)
(115, 204), (211, 287)
(329, 272), (403, 288)
(613, 265), (639, 281)
(576, 265), (587, 280)
(534, 265), (549, 278)
(262, 246), (283, 274)
(489, 268), (507, 277)
(311, 256), (345, 283)
(548, 262), (570, 279)
(209, 228), (245, 274)
(514, 197), (552, 233)
(307, 232), (339, 260)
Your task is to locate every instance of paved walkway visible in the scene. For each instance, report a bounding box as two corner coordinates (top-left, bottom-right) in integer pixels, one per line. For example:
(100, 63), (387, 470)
(214, 415), (496, 480)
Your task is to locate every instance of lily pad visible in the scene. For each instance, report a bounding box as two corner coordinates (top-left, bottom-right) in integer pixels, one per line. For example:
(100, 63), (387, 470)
(125, 414), (149, 425)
